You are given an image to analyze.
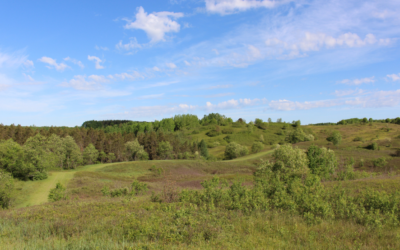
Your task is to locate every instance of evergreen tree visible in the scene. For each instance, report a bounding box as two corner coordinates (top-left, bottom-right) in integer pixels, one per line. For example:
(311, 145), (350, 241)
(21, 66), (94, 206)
(199, 140), (209, 159)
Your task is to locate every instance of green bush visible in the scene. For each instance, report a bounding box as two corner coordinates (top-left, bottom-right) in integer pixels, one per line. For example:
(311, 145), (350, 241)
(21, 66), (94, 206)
(327, 131), (342, 147)
(287, 128), (313, 143)
(224, 142), (249, 160)
(221, 128), (234, 134)
(0, 171), (14, 209)
(353, 136), (364, 142)
(373, 157), (387, 169)
(368, 142), (379, 150)
(223, 136), (231, 143)
(131, 180), (148, 195)
(307, 145), (337, 179)
(32, 171), (48, 181)
(251, 142), (264, 153)
(48, 183), (67, 202)
(206, 130), (221, 137)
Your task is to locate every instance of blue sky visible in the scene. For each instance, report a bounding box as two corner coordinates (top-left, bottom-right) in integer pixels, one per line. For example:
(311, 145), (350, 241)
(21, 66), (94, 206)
(1, 0), (400, 126)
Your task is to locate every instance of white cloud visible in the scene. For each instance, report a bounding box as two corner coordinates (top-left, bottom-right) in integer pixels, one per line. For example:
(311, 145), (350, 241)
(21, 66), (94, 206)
(268, 89), (400, 111)
(123, 7), (184, 43)
(202, 92), (235, 98)
(23, 60), (34, 67)
(23, 73), (35, 82)
(265, 32), (391, 58)
(184, 60), (191, 66)
(205, 0), (287, 15)
(95, 45), (109, 51)
(269, 99), (340, 111)
(0, 52), (32, 68)
(166, 62), (177, 69)
(87, 55), (104, 69)
(136, 93), (164, 100)
(116, 38), (142, 51)
(61, 75), (108, 90)
(206, 98), (260, 109)
(333, 89), (365, 97)
(64, 57), (84, 69)
(153, 66), (160, 71)
(113, 71), (143, 81)
(337, 77), (375, 85)
(212, 49), (219, 55)
(344, 90), (400, 108)
(247, 45), (262, 59)
(208, 84), (233, 89)
(38, 56), (69, 72)
(387, 73), (400, 82)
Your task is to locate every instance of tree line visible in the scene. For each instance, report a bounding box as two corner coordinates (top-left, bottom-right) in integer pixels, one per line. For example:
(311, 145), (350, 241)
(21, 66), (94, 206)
(0, 124), (213, 181)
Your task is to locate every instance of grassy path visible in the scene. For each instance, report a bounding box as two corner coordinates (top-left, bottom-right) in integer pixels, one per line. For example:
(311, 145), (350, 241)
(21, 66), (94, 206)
(17, 150), (273, 208)
(17, 163), (115, 208)
(226, 149), (274, 162)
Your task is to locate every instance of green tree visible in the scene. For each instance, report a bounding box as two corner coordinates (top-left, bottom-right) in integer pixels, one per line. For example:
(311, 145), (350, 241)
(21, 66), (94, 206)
(99, 151), (107, 163)
(224, 142), (249, 160)
(0, 139), (29, 179)
(0, 171), (14, 209)
(125, 139), (148, 161)
(307, 145), (337, 179)
(83, 143), (99, 165)
(199, 139), (209, 159)
(292, 120), (301, 127)
(23, 134), (54, 177)
(108, 153), (116, 163)
(251, 141), (264, 153)
(63, 136), (82, 169)
(160, 118), (175, 132)
(157, 141), (174, 160)
(327, 131), (342, 147)
(255, 118), (263, 126)
(362, 117), (368, 124)
(47, 134), (66, 169)
(268, 118), (272, 123)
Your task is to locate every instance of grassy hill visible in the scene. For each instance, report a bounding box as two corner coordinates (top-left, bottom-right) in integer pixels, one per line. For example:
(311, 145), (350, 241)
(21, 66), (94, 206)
(1, 121), (400, 249)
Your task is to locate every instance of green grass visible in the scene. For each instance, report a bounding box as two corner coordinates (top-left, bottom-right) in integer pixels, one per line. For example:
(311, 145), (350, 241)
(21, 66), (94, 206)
(14, 163), (116, 208)
(3, 122), (400, 249)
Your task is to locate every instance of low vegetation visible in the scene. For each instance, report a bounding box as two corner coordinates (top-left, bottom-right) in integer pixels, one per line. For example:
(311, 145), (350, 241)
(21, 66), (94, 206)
(2, 113), (400, 248)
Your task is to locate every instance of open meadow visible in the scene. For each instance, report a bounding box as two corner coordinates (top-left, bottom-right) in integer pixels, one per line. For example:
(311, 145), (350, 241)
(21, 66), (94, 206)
(1, 118), (400, 249)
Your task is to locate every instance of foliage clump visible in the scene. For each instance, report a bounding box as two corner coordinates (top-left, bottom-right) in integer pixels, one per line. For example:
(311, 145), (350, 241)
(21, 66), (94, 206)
(0, 171), (14, 209)
(287, 129), (314, 143)
(307, 145), (337, 179)
(251, 141), (264, 153)
(125, 139), (149, 161)
(48, 183), (67, 202)
(327, 131), (342, 147)
(224, 142), (249, 160)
